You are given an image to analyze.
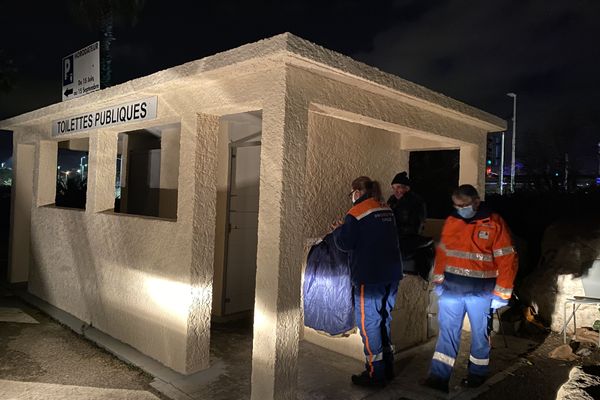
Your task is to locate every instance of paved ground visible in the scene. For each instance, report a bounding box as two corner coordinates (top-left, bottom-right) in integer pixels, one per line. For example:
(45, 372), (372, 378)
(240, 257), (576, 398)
(0, 292), (168, 400)
(2, 288), (599, 400)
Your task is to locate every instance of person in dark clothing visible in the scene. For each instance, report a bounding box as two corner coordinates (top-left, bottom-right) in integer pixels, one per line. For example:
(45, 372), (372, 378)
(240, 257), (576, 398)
(332, 176), (403, 388)
(387, 172), (430, 278)
(387, 171), (427, 237)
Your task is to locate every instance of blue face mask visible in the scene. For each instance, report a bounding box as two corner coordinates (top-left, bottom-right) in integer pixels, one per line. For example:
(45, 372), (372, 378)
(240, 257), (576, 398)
(457, 205), (476, 219)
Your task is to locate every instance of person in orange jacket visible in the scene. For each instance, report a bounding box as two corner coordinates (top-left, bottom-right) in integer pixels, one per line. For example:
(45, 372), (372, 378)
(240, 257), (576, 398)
(424, 184), (518, 393)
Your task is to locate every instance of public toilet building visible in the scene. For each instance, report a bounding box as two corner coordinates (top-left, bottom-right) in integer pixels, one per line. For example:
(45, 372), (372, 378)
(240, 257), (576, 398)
(1, 34), (506, 399)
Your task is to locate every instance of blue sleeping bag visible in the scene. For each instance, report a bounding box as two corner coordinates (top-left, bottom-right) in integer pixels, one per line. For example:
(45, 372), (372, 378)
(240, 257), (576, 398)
(303, 233), (355, 335)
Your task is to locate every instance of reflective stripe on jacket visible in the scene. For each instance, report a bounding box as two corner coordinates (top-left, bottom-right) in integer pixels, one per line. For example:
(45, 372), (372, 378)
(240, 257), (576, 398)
(432, 210), (518, 299)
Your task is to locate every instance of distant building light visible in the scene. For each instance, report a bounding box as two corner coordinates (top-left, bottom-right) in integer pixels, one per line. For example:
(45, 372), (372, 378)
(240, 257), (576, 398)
(555, 172), (559, 177)
(77, 169), (81, 173)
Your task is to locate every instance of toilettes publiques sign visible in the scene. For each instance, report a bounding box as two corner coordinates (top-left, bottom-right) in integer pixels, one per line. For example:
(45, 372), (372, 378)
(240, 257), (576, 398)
(52, 97), (158, 136)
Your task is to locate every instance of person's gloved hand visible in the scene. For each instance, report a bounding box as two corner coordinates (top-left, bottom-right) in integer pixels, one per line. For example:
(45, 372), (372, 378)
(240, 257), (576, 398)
(433, 284), (444, 297)
(491, 296), (508, 310)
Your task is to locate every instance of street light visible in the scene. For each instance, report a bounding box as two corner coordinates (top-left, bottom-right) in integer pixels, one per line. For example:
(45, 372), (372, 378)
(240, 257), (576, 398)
(597, 142), (600, 177)
(507, 92), (517, 193)
(499, 131), (505, 195)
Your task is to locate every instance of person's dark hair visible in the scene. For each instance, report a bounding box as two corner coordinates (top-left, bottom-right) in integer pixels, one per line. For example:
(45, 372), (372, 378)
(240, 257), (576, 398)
(452, 184), (480, 200)
(352, 176), (382, 201)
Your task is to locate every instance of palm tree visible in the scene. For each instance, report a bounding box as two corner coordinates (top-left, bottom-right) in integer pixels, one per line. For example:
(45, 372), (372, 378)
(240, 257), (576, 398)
(67, 0), (146, 88)
(0, 49), (16, 93)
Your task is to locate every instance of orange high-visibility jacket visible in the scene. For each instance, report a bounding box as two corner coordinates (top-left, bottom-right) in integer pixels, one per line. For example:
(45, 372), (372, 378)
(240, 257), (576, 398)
(432, 212), (518, 300)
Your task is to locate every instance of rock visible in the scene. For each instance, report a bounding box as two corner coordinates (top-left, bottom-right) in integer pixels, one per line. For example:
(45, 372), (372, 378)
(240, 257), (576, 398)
(519, 218), (600, 333)
(575, 327), (600, 345)
(556, 366), (600, 400)
(576, 347), (592, 357)
(548, 344), (578, 361)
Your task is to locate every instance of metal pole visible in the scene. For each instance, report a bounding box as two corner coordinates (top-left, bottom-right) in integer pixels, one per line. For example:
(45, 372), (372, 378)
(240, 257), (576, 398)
(499, 132), (505, 195)
(507, 93), (517, 193)
(597, 142), (600, 176)
(564, 153), (569, 191)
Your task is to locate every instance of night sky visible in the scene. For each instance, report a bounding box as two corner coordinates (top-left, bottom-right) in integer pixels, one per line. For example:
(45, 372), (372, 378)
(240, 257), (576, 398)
(1, 0), (598, 174)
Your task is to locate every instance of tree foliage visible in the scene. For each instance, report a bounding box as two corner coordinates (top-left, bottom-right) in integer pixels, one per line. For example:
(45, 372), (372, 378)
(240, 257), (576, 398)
(0, 49), (16, 93)
(67, 0), (146, 87)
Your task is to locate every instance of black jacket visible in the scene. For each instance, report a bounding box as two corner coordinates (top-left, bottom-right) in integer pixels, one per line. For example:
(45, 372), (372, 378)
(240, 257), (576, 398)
(387, 191), (427, 237)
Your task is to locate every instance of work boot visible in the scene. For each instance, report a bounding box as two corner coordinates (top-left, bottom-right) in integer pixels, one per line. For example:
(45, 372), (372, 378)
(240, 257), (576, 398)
(460, 373), (487, 388)
(422, 374), (449, 393)
(351, 370), (386, 388)
(383, 352), (395, 381)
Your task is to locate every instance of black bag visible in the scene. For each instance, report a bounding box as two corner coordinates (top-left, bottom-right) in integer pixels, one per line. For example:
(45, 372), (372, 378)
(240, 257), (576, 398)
(399, 234), (435, 281)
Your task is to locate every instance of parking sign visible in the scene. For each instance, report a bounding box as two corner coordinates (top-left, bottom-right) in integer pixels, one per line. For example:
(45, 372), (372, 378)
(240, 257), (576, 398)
(62, 42), (100, 101)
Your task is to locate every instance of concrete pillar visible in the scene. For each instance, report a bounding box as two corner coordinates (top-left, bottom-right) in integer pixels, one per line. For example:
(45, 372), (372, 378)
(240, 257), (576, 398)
(34, 141), (57, 207)
(459, 143), (479, 187)
(8, 142), (35, 283)
(159, 127), (180, 189)
(87, 132), (118, 213)
(159, 126), (180, 219)
(185, 113), (219, 373)
(250, 94), (309, 399)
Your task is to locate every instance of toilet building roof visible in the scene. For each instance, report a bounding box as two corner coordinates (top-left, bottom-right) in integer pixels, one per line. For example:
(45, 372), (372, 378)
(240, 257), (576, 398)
(0, 33), (506, 131)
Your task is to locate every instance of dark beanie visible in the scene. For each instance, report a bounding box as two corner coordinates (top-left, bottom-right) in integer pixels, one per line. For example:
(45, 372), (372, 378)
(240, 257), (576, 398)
(391, 171), (410, 186)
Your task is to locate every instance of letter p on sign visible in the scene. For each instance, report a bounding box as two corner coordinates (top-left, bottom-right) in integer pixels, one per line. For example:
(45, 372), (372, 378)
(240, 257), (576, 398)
(63, 55), (74, 86)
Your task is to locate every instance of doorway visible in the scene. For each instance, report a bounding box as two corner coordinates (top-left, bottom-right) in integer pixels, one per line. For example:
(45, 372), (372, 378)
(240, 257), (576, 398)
(222, 113), (262, 315)
(409, 149), (460, 219)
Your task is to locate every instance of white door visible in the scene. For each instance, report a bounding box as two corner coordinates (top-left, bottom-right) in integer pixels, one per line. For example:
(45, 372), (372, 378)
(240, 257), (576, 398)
(224, 142), (261, 314)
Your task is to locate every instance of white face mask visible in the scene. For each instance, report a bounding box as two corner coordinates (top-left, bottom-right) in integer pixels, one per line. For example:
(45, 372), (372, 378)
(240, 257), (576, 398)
(457, 205), (476, 219)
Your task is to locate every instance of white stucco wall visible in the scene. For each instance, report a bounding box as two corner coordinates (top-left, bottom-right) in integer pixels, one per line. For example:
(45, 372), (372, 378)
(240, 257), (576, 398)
(10, 65), (286, 375)
(8, 142), (34, 283)
(304, 112), (407, 238)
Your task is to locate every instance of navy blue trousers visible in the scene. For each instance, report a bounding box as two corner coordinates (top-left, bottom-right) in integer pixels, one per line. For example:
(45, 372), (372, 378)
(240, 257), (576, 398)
(353, 282), (399, 378)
